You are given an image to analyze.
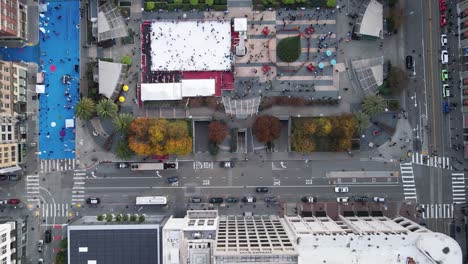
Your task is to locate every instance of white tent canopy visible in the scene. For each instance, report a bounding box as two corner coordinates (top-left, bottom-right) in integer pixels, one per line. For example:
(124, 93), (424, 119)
(234, 18), (248, 32)
(141, 79), (216, 101)
(36, 85), (45, 94)
(65, 119), (75, 128)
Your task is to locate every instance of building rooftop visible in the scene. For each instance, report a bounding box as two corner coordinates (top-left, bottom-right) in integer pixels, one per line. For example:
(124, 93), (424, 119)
(358, 0), (383, 38)
(68, 224), (160, 264)
(98, 60), (126, 100)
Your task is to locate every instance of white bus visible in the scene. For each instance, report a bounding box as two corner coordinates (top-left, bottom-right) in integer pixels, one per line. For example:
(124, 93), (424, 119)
(130, 162), (178, 171)
(136, 196), (168, 205)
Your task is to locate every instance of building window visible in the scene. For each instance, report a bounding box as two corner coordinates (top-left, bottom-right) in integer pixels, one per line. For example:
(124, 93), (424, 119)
(7, 134), (11, 141)
(1, 245), (6, 255)
(1, 257), (6, 264)
(11, 146), (15, 151)
(1, 135), (5, 141)
(3, 68), (8, 73)
(1, 233), (6, 242)
(4, 95), (9, 100)
(1, 126), (4, 132)
(7, 126), (11, 132)
(3, 147), (7, 151)
(5, 104), (9, 108)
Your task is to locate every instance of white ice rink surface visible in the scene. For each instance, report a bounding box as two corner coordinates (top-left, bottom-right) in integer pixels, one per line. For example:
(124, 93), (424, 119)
(150, 20), (232, 72)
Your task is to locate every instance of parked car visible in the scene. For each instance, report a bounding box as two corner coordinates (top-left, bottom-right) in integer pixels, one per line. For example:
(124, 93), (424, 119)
(301, 196), (317, 203)
(405, 55), (413, 70)
(220, 161), (234, 168)
(37, 240), (43, 252)
(334, 187), (349, 193)
(7, 199), (20, 205)
(190, 197), (202, 203)
(441, 69), (448, 81)
(264, 197), (277, 203)
(86, 198), (100, 205)
(440, 14), (447, 27)
(0, 175), (7, 181)
(463, 89), (468, 95)
(373, 197), (386, 202)
(440, 34), (447, 46)
(8, 175), (21, 181)
(337, 197), (349, 203)
(38, 258), (44, 264)
(442, 84), (450, 98)
(44, 230), (52, 243)
(443, 102), (450, 113)
(209, 197), (223, 204)
(256, 187), (268, 193)
(163, 163), (177, 169)
(463, 99), (468, 106)
(167, 177), (178, 184)
(0, 200), (7, 205)
(242, 197), (256, 203)
(225, 197), (239, 203)
(116, 162), (129, 169)
(441, 50), (448, 64)
(353, 196), (369, 202)
(440, 0), (447, 11)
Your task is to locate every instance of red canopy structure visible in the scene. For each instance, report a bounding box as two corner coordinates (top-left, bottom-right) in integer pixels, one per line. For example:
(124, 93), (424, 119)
(307, 63), (315, 72)
(305, 26), (315, 35)
(262, 27), (270, 35)
(262, 65), (271, 73)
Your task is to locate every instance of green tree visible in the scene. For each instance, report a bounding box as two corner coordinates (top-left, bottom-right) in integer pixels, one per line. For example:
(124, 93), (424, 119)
(206, 0), (214, 5)
(116, 140), (135, 160)
(97, 98), (118, 119)
(121, 55), (132, 65)
(190, 0), (198, 4)
(105, 214), (113, 222)
(113, 113), (134, 134)
(362, 95), (385, 116)
(130, 214), (138, 222)
(115, 214), (123, 222)
(354, 111), (371, 135)
(138, 214), (146, 223)
(315, 117), (332, 137)
(277, 35), (301, 62)
(97, 214), (104, 221)
(281, 0), (295, 4)
(145, 1), (155, 11)
(208, 121), (228, 144)
(55, 251), (67, 264)
(75, 97), (96, 120)
(123, 214), (129, 222)
(59, 238), (68, 250)
(326, 0), (336, 8)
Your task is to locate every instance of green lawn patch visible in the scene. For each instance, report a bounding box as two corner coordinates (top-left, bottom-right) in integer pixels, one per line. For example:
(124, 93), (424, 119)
(277, 35), (301, 62)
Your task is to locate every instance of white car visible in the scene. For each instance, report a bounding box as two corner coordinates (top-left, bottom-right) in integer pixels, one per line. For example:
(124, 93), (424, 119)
(373, 197), (385, 203)
(441, 34), (447, 46)
(441, 50), (448, 64)
(0, 200), (7, 205)
(337, 197), (349, 203)
(442, 84), (450, 98)
(334, 187), (349, 193)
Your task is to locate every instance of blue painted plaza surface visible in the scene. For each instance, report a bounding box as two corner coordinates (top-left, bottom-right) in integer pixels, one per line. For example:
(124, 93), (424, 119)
(0, 46), (39, 63)
(38, 0), (80, 159)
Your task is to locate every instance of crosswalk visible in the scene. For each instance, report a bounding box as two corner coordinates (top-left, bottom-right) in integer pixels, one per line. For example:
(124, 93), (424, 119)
(72, 170), (86, 205)
(40, 203), (69, 218)
(419, 204), (453, 219)
(25, 175), (41, 203)
(451, 172), (466, 204)
(40, 159), (76, 173)
(400, 163), (417, 201)
(411, 152), (451, 170)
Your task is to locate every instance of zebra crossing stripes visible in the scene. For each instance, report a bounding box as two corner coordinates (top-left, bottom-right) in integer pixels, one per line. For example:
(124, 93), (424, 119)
(40, 159), (76, 173)
(411, 152), (451, 170)
(25, 175), (41, 203)
(72, 171), (86, 205)
(41, 203), (69, 218)
(451, 172), (466, 204)
(420, 204), (453, 219)
(400, 163), (417, 201)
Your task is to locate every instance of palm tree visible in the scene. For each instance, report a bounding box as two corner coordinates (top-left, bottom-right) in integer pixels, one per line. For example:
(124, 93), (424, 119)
(96, 98), (118, 119)
(138, 214), (145, 223)
(113, 113), (134, 134)
(122, 214), (129, 222)
(116, 140), (135, 160)
(75, 97), (96, 120)
(361, 95), (385, 116)
(354, 111), (371, 135)
(105, 214), (113, 222)
(97, 214), (104, 221)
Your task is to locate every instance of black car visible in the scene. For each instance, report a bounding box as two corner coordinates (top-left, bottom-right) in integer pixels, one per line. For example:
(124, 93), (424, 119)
(164, 163), (177, 169)
(264, 197), (277, 203)
(256, 187), (268, 193)
(8, 175), (21, 181)
(44, 230), (52, 243)
(354, 196), (369, 202)
(301, 196), (317, 203)
(406, 55), (413, 70)
(209, 197), (223, 204)
(225, 197), (239, 203)
(0, 175), (7, 181)
(190, 197), (202, 203)
(242, 197), (256, 203)
(167, 177), (178, 184)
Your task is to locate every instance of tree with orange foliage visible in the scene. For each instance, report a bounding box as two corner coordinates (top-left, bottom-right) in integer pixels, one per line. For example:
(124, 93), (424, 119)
(208, 121), (228, 144)
(253, 115), (281, 143)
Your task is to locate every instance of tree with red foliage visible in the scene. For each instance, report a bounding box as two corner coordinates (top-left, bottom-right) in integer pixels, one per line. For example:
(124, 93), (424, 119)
(253, 115), (281, 143)
(208, 121), (228, 144)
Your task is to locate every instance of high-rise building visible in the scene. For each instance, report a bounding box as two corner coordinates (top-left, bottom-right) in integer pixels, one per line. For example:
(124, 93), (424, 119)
(0, 0), (28, 44)
(0, 60), (28, 173)
(0, 217), (28, 264)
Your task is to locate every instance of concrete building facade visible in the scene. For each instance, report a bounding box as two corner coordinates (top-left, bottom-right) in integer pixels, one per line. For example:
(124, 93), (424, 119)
(0, 0), (28, 43)
(0, 217), (28, 264)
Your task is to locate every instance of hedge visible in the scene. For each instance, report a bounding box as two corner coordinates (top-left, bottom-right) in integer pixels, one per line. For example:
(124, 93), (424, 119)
(277, 35), (301, 62)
